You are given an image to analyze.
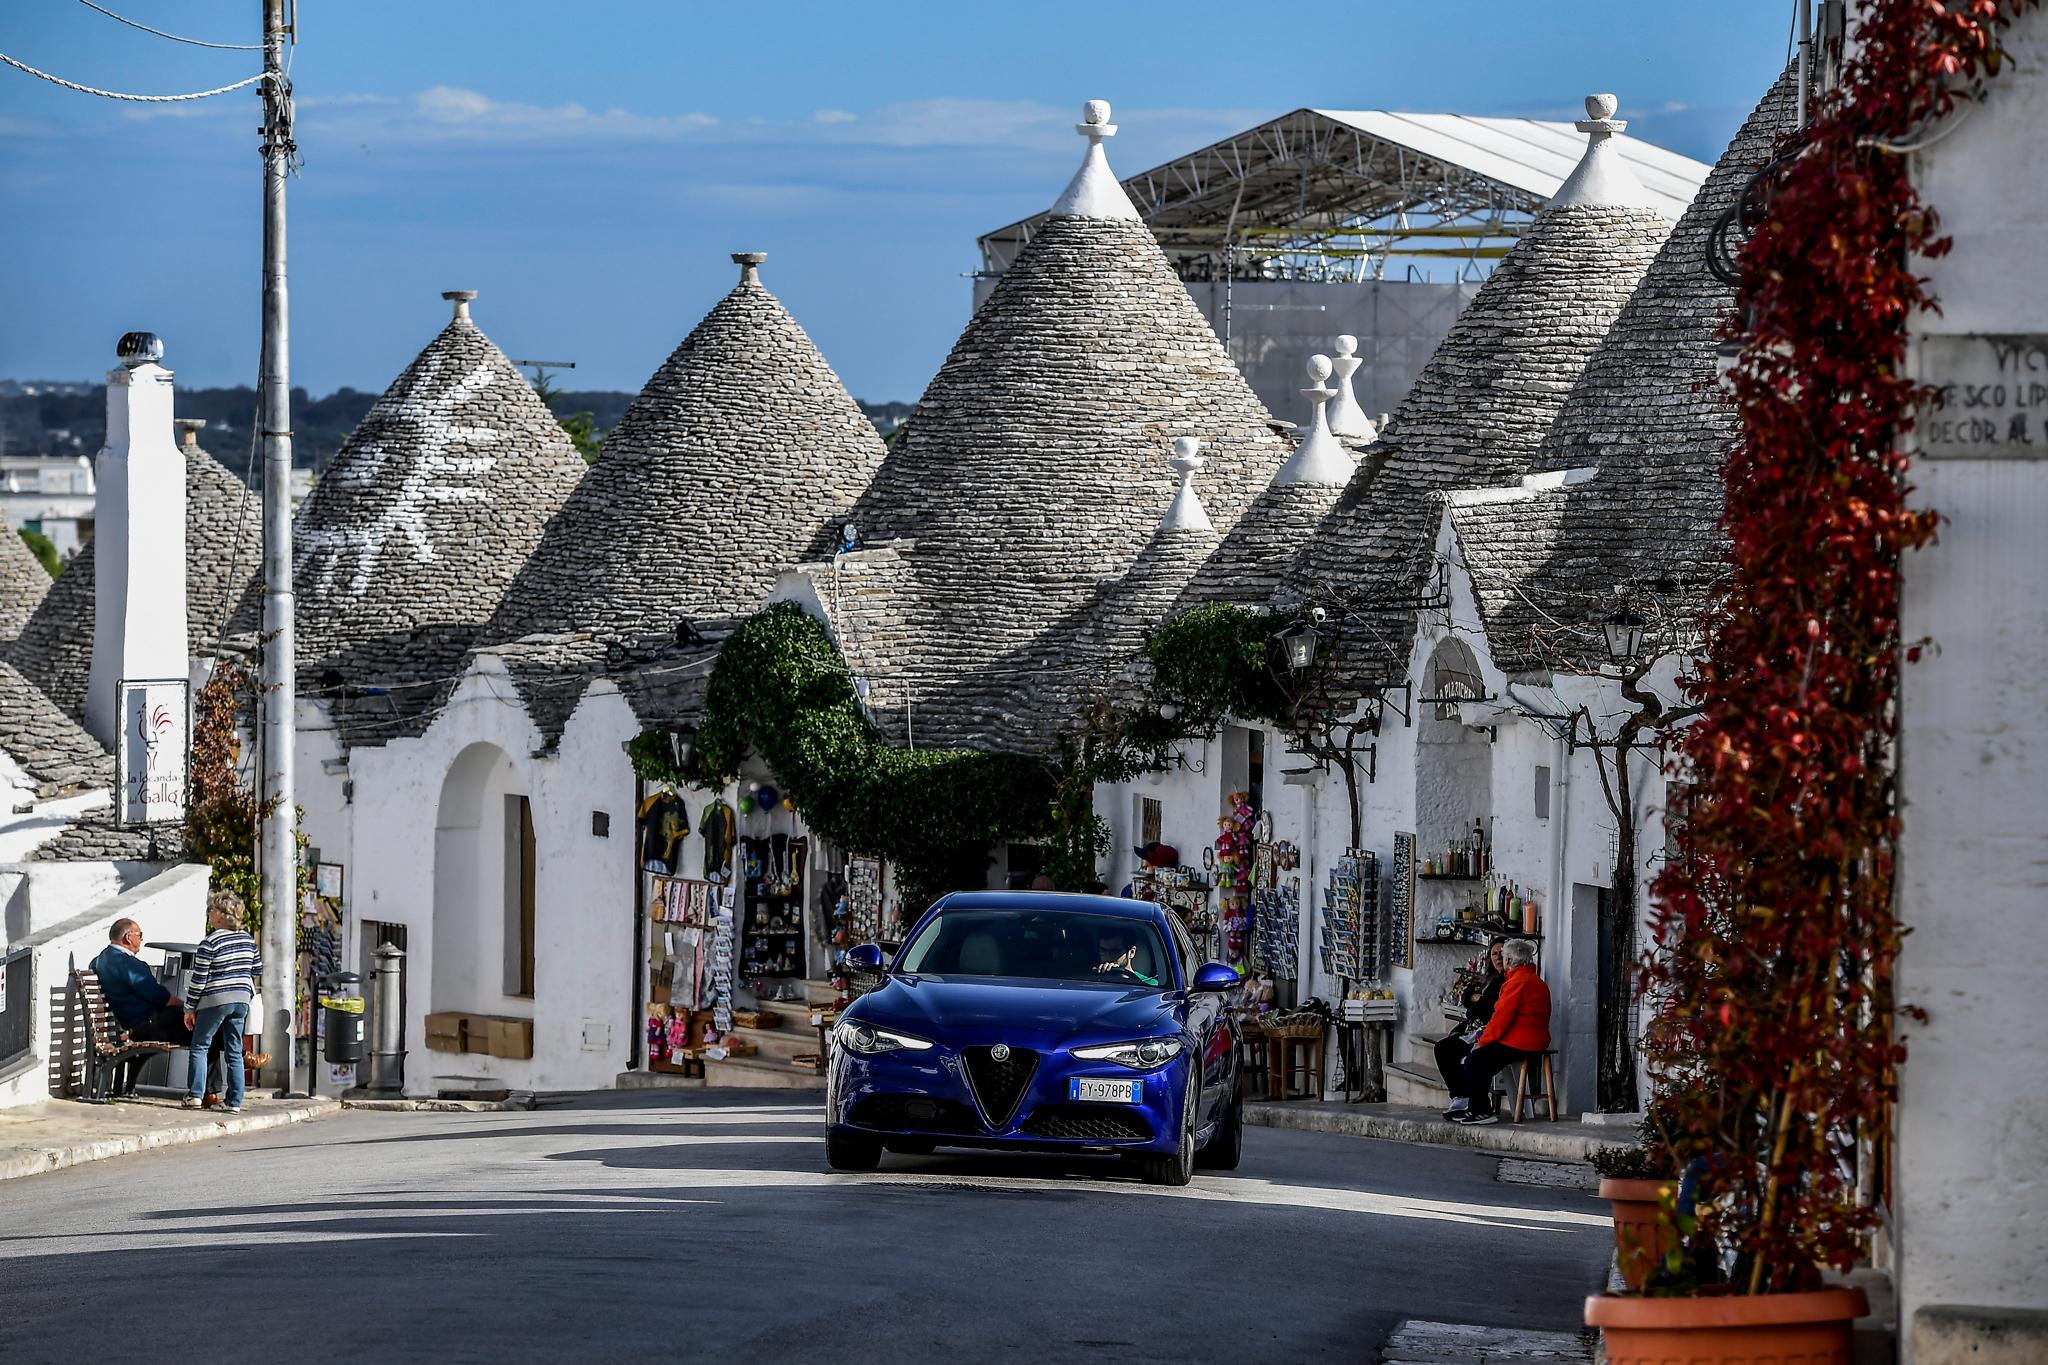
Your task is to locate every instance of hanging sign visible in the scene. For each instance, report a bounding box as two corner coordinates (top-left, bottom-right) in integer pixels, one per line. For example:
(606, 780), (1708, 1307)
(1918, 334), (2048, 459)
(114, 679), (190, 825)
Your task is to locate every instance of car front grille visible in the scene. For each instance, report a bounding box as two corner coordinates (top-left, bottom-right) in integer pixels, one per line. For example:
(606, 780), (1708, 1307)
(962, 1046), (1038, 1126)
(850, 1094), (978, 1134)
(1019, 1104), (1154, 1142)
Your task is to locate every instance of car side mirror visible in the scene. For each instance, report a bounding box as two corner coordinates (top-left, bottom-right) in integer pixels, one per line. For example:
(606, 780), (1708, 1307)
(1191, 961), (1239, 993)
(845, 943), (887, 973)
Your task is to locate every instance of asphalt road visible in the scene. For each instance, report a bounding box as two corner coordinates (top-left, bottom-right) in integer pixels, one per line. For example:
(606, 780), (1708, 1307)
(0, 1092), (1610, 1363)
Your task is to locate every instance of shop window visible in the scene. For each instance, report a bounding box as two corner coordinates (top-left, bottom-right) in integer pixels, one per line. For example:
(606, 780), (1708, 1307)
(503, 795), (537, 998)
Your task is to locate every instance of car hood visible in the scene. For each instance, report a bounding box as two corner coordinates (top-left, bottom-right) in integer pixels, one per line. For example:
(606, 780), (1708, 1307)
(855, 974), (1177, 1047)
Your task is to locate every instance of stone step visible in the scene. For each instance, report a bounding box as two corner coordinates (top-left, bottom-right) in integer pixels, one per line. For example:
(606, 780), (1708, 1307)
(1385, 1060), (1451, 1109)
(702, 1054), (827, 1091)
(730, 1024), (821, 1065)
(614, 1069), (704, 1091)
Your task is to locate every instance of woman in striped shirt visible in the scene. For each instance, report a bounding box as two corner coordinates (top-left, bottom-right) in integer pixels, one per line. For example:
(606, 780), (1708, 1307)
(181, 890), (264, 1114)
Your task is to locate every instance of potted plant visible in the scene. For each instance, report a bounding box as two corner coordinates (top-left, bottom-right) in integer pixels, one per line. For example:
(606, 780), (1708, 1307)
(1589, 1116), (1676, 1293)
(1580, 1), (2022, 1357)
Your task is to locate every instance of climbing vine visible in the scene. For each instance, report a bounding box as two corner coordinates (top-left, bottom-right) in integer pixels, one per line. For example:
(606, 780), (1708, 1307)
(631, 603), (1057, 906)
(1642, 0), (2033, 1295)
(185, 663), (263, 933)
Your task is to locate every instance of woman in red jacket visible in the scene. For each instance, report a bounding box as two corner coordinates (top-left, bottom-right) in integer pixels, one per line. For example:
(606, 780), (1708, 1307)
(1449, 937), (1550, 1126)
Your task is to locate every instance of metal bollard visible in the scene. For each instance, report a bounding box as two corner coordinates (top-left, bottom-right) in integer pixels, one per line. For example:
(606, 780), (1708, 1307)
(368, 943), (407, 1096)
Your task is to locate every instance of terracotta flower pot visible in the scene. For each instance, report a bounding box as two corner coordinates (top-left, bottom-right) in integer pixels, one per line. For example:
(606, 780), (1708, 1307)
(1585, 1286), (1868, 1365)
(1598, 1176), (1676, 1291)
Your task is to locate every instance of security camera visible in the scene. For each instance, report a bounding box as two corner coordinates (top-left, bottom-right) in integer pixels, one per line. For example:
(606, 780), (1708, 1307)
(1309, 606), (1327, 624)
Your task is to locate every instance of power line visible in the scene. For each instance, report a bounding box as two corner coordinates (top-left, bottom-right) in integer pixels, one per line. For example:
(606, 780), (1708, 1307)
(0, 50), (268, 101)
(75, 0), (261, 51)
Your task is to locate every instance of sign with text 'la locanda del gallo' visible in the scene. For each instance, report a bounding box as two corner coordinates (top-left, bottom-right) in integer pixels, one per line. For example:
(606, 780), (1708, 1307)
(1919, 334), (2048, 459)
(114, 679), (190, 825)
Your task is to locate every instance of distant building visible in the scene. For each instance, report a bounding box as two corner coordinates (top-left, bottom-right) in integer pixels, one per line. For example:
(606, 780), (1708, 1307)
(0, 453), (95, 557)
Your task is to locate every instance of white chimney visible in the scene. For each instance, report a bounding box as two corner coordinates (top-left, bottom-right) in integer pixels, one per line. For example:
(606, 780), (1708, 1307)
(86, 332), (188, 749)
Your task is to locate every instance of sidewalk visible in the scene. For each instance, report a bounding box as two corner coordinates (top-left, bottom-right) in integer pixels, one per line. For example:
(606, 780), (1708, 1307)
(0, 1095), (338, 1182)
(1245, 1098), (1619, 1163)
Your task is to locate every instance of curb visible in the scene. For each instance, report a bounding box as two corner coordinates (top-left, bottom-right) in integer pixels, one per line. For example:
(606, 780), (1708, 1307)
(1245, 1101), (1606, 1162)
(0, 1098), (341, 1183)
(342, 1092), (536, 1113)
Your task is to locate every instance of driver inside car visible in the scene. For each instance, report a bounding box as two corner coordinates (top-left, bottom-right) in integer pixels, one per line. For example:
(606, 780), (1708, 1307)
(1092, 926), (1159, 987)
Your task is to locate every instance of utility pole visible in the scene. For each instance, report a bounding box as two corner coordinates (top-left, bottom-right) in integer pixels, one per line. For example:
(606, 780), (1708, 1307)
(258, 0), (302, 1096)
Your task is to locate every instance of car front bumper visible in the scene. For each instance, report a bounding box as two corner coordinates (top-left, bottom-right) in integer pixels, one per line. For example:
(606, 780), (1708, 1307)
(827, 1043), (1186, 1154)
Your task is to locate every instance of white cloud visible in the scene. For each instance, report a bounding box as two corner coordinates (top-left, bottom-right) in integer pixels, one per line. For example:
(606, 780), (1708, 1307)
(296, 85), (719, 144)
(811, 108), (858, 126)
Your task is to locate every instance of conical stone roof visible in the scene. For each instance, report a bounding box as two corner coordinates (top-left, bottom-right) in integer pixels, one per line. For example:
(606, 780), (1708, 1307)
(1, 520), (51, 642)
(1288, 99), (1676, 693)
(1458, 71), (1798, 674)
(843, 102), (1291, 753)
(8, 425), (261, 723)
(478, 254), (889, 741)
(279, 292), (586, 743)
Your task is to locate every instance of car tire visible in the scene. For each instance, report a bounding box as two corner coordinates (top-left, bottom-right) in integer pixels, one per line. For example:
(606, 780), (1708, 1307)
(1197, 1089), (1243, 1171)
(1142, 1081), (1197, 1187)
(826, 1131), (883, 1172)
(884, 1137), (936, 1156)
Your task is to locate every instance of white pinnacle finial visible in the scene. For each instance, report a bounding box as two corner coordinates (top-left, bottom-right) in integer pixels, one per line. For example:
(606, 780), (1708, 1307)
(1159, 436), (1213, 532)
(442, 289), (477, 322)
(1326, 335), (1377, 441)
(1051, 98), (1140, 220)
(1549, 91), (1661, 213)
(1273, 354), (1355, 487)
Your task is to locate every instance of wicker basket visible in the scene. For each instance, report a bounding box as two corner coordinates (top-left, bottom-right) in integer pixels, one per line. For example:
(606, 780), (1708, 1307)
(1262, 1014), (1327, 1038)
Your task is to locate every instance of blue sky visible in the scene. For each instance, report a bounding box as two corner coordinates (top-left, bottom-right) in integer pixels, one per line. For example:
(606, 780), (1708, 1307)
(2, 1), (1796, 402)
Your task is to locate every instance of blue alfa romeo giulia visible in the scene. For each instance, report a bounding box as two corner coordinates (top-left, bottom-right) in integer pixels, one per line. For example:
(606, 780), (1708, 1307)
(825, 891), (1243, 1185)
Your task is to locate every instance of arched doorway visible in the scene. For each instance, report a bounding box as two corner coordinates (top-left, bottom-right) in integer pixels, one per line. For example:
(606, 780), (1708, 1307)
(1408, 638), (1494, 1046)
(432, 742), (537, 1017)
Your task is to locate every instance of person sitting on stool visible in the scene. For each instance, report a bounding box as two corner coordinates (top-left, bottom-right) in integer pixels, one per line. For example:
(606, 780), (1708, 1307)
(1448, 938), (1550, 1126)
(1436, 938), (1506, 1118)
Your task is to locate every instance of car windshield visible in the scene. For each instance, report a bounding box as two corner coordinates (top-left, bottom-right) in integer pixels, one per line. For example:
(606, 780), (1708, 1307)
(897, 908), (1173, 988)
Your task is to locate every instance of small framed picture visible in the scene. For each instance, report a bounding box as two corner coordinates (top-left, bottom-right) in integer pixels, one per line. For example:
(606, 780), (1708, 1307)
(315, 862), (344, 900)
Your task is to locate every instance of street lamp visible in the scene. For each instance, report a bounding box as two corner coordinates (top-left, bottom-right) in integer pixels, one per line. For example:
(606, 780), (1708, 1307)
(1278, 619), (1320, 672)
(1602, 607), (1647, 664)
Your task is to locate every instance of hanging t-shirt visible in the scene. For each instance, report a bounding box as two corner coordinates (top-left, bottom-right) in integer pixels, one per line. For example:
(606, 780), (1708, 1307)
(699, 801), (736, 882)
(638, 789), (690, 875)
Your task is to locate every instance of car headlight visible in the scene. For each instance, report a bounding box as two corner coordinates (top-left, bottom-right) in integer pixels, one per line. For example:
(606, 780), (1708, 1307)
(831, 1018), (934, 1056)
(1071, 1037), (1184, 1070)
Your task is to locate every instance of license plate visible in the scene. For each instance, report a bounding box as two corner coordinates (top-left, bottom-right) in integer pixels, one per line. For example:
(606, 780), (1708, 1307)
(1069, 1077), (1140, 1104)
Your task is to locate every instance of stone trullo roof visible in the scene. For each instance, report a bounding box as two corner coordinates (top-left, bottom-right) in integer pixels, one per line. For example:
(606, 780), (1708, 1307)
(1, 523), (51, 642)
(0, 657), (112, 800)
(277, 292), (587, 745)
(477, 254), (889, 742)
(838, 101), (1292, 755)
(8, 423), (262, 724)
(1286, 95), (1677, 695)
(1454, 71), (1799, 675)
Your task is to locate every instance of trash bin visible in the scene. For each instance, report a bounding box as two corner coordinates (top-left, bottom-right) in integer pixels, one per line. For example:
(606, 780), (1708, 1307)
(319, 971), (365, 1064)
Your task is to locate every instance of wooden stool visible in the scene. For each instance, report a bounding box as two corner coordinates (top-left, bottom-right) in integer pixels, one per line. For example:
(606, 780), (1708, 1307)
(1279, 1033), (1325, 1100)
(1509, 1050), (1559, 1123)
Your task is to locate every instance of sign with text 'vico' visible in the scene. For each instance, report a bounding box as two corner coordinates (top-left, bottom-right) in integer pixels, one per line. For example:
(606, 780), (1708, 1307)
(114, 679), (190, 825)
(1918, 334), (2048, 459)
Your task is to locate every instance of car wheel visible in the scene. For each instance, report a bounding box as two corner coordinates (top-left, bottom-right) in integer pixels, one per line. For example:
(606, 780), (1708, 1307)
(1143, 1080), (1197, 1187)
(826, 1131), (883, 1172)
(1197, 1088), (1243, 1171)
(885, 1137), (936, 1156)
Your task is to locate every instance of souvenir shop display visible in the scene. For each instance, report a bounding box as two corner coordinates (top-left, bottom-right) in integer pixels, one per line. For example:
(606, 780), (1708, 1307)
(1132, 859), (1216, 949)
(698, 799), (736, 883)
(1418, 818), (1490, 880)
(637, 787), (691, 875)
(1421, 872), (1540, 944)
(1213, 793), (1257, 964)
(844, 856), (884, 943)
(739, 833), (808, 979)
(1250, 877), (1301, 980)
(1320, 848), (1380, 981)
(705, 893), (737, 1058)
(644, 875), (721, 1075)
(1389, 832), (1415, 968)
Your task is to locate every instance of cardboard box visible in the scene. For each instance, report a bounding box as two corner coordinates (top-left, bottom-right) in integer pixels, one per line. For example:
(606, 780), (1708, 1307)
(425, 1012), (467, 1054)
(487, 1016), (534, 1060)
(462, 1013), (495, 1054)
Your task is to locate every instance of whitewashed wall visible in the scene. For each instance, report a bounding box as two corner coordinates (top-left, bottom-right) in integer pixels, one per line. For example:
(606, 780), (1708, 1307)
(1895, 4), (2048, 1339)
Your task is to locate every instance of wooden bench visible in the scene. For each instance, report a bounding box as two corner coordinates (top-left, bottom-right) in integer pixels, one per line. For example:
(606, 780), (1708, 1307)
(69, 967), (179, 1102)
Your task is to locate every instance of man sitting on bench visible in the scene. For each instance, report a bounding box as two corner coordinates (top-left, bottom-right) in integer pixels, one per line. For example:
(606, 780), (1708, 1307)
(89, 919), (223, 1101)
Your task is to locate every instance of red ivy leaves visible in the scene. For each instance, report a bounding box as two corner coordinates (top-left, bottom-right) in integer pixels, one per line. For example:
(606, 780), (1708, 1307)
(1641, 0), (2033, 1294)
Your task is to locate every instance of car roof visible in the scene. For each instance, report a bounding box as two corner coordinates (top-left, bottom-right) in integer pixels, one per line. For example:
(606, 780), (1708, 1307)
(926, 890), (1168, 926)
